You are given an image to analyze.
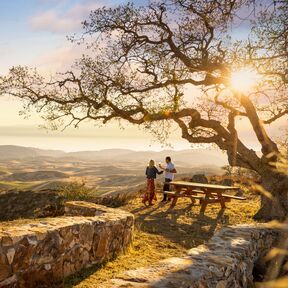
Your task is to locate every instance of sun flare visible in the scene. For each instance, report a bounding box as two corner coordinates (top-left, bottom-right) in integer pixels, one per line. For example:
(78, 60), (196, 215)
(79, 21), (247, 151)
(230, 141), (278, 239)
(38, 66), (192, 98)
(230, 68), (260, 92)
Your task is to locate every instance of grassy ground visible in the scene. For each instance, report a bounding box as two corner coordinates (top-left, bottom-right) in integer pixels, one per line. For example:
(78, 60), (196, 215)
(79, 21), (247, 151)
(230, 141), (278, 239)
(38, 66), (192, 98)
(0, 183), (260, 286)
(66, 189), (260, 287)
(0, 180), (45, 190)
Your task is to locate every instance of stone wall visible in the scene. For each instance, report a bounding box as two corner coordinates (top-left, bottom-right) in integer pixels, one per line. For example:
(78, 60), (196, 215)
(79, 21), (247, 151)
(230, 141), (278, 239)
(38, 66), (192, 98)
(0, 201), (134, 288)
(110, 224), (280, 288)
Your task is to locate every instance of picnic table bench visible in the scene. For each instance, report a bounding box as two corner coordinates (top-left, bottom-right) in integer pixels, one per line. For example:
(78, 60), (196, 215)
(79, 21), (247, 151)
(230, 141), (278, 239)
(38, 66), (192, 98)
(163, 181), (246, 213)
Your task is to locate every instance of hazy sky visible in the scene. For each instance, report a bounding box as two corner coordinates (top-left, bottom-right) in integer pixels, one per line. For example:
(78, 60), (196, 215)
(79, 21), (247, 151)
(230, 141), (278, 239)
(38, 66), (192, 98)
(0, 0), (172, 151)
(0, 0), (285, 152)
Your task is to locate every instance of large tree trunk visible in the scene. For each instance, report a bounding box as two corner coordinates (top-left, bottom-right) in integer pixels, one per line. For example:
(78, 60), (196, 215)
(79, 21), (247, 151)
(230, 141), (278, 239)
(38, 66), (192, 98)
(253, 172), (288, 221)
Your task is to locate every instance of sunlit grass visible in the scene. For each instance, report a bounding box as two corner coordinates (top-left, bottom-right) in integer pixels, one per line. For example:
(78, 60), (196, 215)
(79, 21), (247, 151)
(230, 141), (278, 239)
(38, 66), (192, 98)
(67, 190), (260, 287)
(65, 229), (186, 288)
(0, 180), (44, 190)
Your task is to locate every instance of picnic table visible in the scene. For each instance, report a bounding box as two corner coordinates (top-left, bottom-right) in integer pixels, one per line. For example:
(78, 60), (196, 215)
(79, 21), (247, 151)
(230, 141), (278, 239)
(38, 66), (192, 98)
(164, 180), (246, 213)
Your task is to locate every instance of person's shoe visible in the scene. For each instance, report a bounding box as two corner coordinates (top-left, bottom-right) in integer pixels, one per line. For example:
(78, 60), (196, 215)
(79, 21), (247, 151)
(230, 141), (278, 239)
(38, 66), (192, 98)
(142, 199), (147, 206)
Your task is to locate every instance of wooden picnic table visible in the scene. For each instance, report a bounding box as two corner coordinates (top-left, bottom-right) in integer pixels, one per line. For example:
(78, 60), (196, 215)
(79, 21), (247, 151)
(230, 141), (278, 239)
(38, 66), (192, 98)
(164, 180), (245, 213)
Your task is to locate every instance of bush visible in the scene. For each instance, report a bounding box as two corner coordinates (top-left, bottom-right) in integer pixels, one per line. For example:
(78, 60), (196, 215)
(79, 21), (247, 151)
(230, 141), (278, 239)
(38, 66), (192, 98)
(94, 192), (139, 208)
(58, 181), (97, 201)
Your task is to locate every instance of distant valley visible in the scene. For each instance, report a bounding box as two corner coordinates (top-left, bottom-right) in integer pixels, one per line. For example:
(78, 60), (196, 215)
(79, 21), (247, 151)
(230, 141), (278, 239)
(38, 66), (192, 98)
(0, 145), (228, 195)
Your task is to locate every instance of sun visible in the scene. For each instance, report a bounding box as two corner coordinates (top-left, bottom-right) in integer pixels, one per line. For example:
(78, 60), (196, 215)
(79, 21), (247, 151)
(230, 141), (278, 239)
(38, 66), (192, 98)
(230, 68), (260, 92)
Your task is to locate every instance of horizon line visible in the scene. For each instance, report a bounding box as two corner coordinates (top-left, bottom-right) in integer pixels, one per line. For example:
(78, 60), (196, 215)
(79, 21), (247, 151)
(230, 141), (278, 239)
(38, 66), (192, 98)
(0, 144), (217, 153)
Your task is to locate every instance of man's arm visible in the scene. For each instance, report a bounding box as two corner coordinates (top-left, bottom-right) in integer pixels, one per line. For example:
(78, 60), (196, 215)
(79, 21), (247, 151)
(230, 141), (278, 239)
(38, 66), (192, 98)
(156, 167), (164, 175)
(169, 163), (177, 173)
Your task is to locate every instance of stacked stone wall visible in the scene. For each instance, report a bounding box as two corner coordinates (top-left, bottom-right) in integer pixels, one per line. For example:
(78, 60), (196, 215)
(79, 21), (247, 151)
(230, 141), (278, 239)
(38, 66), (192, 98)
(110, 224), (280, 288)
(0, 201), (134, 288)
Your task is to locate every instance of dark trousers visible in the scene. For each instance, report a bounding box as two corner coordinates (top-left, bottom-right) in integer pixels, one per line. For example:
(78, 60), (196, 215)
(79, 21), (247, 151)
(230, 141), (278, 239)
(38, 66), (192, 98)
(162, 178), (172, 201)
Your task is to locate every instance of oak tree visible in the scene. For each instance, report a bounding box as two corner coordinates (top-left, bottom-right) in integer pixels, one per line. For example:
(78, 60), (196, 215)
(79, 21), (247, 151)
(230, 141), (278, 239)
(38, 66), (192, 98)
(1, 0), (287, 220)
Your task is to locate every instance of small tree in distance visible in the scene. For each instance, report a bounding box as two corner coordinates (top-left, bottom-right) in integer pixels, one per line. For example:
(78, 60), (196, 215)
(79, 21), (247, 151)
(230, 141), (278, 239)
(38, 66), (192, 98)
(1, 0), (287, 220)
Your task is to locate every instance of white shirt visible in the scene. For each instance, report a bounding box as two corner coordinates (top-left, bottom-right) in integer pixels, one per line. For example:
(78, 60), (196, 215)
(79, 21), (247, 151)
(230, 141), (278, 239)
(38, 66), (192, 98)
(165, 162), (175, 180)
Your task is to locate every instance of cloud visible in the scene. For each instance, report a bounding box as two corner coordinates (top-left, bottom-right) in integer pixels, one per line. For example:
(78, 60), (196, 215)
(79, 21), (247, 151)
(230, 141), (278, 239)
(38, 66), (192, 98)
(33, 43), (84, 74)
(30, 10), (78, 33)
(29, 0), (105, 33)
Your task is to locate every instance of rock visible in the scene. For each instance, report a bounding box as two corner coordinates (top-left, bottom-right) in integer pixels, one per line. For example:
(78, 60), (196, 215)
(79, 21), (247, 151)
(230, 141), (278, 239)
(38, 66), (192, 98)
(79, 223), (94, 251)
(1, 237), (13, 247)
(0, 275), (17, 287)
(44, 264), (51, 271)
(0, 201), (134, 287)
(94, 231), (109, 259)
(63, 261), (75, 278)
(216, 280), (228, 288)
(0, 253), (10, 281)
(220, 179), (234, 186)
(235, 190), (244, 197)
(190, 174), (208, 184)
(6, 248), (15, 265)
(108, 224), (280, 287)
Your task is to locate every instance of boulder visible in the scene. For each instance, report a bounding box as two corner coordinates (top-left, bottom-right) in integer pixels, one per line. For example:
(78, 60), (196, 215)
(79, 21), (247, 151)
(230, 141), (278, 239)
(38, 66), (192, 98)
(190, 174), (208, 184)
(220, 178), (234, 186)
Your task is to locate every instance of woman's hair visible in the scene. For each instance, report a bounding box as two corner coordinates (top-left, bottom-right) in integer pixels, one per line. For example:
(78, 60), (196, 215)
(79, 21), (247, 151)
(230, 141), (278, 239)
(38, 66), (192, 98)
(149, 159), (155, 168)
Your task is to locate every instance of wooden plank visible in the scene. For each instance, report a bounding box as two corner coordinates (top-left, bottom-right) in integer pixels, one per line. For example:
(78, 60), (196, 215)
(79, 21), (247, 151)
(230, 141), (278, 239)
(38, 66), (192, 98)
(191, 189), (205, 194)
(163, 190), (245, 200)
(190, 190), (246, 200)
(188, 195), (204, 200)
(169, 181), (239, 190)
(222, 194), (246, 200)
(163, 191), (177, 195)
(163, 191), (203, 200)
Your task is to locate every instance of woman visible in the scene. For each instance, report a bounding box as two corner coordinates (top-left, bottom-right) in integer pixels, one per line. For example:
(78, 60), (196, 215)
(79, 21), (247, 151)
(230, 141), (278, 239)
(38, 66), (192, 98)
(143, 160), (163, 206)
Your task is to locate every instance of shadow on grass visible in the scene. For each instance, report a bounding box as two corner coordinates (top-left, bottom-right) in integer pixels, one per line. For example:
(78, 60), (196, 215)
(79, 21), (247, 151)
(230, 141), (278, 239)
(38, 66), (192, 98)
(64, 201), (230, 287)
(116, 225), (273, 288)
(64, 260), (111, 288)
(132, 200), (228, 249)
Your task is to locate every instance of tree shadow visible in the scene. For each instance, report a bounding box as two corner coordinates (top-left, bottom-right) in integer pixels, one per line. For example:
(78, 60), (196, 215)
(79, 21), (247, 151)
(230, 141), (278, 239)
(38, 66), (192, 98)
(133, 201), (229, 249)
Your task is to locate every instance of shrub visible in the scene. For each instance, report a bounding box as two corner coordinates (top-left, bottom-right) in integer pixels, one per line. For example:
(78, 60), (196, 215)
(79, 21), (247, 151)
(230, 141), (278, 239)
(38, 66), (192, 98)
(58, 180), (97, 201)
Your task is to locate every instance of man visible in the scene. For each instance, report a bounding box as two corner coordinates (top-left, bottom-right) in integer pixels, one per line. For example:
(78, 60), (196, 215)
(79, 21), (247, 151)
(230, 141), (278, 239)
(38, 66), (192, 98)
(159, 156), (177, 202)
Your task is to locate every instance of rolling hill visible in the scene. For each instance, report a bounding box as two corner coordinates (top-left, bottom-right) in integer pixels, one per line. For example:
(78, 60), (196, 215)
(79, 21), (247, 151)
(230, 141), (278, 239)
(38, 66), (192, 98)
(0, 145), (228, 167)
(3, 171), (69, 182)
(0, 145), (65, 160)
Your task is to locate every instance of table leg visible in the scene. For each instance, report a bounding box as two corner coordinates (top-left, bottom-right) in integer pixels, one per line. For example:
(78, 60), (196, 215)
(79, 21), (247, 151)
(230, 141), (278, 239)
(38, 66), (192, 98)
(200, 200), (207, 213)
(200, 189), (212, 213)
(170, 196), (178, 207)
(216, 191), (226, 209)
(186, 188), (196, 205)
(170, 186), (181, 208)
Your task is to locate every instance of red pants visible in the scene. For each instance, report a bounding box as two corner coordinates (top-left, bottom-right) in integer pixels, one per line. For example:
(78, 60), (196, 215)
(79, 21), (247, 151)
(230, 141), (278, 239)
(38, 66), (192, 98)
(143, 179), (157, 204)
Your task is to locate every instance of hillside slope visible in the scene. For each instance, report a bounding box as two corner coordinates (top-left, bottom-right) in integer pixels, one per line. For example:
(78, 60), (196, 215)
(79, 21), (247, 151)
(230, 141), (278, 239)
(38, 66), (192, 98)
(4, 171), (69, 181)
(0, 145), (228, 167)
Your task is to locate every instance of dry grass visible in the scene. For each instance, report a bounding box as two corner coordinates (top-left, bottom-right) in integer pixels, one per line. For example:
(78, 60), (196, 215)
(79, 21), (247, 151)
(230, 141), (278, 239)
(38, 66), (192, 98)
(65, 229), (186, 288)
(66, 190), (260, 287)
(58, 181), (100, 201)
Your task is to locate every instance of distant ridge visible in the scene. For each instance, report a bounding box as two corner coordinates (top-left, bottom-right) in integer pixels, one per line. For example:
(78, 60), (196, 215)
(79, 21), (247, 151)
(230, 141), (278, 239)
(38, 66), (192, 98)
(0, 145), (65, 160)
(0, 145), (228, 167)
(3, 171), (69, 182)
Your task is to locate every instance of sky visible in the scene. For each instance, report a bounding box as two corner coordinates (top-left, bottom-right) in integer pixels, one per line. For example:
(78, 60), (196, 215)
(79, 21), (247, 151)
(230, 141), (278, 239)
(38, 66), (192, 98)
(0, 0), (178, 151)
(0, 0), (285, 152)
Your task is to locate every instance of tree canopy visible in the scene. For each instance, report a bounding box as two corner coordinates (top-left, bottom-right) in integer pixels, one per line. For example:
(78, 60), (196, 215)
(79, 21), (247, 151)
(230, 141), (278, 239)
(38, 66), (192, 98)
(1, 0), (287, 219)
